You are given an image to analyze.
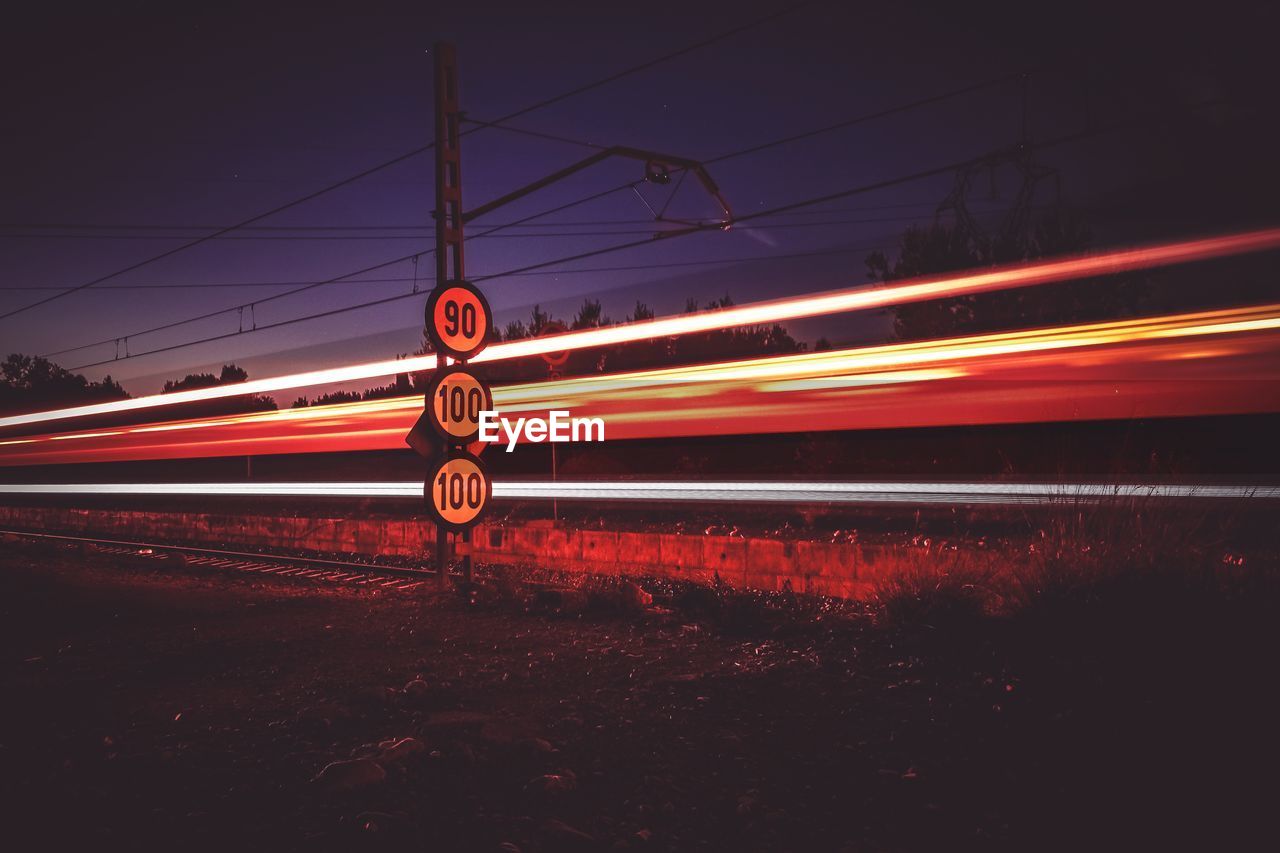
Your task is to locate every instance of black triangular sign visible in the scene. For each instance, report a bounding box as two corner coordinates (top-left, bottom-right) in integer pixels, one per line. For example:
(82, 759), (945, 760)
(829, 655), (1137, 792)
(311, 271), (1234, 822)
(404, 410), (439, 459)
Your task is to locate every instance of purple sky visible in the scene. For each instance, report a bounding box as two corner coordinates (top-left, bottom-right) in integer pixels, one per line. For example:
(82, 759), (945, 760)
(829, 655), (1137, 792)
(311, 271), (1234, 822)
(2, 0), (1274, 399)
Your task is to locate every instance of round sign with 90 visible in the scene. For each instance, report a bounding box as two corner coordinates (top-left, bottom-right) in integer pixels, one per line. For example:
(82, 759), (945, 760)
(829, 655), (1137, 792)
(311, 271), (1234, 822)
(425, 281), (492, 360)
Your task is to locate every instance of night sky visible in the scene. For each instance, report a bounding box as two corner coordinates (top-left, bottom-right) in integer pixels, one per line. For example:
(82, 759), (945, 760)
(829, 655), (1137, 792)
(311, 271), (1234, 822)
(3, 0), (1274, 399)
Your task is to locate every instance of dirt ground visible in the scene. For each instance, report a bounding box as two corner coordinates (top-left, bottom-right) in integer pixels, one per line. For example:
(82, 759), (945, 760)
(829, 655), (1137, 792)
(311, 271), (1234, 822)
(1, 543), (1276, 852)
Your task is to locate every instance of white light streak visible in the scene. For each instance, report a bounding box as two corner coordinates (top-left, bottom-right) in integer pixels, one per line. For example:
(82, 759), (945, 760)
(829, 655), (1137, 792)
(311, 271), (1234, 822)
(0, 481), (1274, 504)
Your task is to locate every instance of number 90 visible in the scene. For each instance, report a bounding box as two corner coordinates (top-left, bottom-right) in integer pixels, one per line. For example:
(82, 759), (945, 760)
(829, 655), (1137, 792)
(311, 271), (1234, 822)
(426, 281), (491, 360)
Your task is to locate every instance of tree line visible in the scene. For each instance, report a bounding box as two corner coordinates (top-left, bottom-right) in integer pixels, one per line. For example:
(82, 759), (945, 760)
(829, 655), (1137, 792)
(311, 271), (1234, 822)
(0, 356), (276, 419)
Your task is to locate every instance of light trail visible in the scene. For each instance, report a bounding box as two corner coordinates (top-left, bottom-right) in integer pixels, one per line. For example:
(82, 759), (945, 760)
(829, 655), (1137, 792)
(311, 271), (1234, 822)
(1, 302), (1278, 467)
(0, 481), (1274, 504)
(2, 226), (1278, 432)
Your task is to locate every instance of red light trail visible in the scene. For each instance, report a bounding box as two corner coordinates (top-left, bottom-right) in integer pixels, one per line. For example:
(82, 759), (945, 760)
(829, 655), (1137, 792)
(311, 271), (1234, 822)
(2, 226), (1277, 432)
(2, 302), (1277, 467)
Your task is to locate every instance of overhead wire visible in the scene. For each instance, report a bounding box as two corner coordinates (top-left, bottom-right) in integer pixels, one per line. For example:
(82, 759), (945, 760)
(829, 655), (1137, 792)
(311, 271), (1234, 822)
(0, 201), (943, 234)
(0, 241), (904, 293)
(57, 104), (1207, 368)
(0, 0), (812, 322)
(36, 66), (1227, 371)
(704, 72), (1025, 164)
(0, 146), (435, 322)
(1, 210), (1027, 242)
(43, 71), (1035, 360)
(44, 180), (640, 360)
(61, 106), (1216, 370)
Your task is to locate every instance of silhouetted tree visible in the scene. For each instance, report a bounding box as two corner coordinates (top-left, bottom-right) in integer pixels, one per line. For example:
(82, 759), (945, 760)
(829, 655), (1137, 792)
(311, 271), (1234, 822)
(502, 319), (528, 341)
(394, 292), (808, 394)
(673, 294), (802, 364)
(571, 299), (609, 330)
(868, 208), (1148, 340)
(527, 304), (552, 337)
(292, 391), (361, 408)
(360, 372), (414, 401)
(160, 364), (276, 417)
(0, 353), (129, 415)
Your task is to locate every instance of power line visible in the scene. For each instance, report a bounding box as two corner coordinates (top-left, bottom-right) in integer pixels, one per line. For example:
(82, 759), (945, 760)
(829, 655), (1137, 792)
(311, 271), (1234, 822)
(0, 202), (942, 233)
(458, 118), (608, 150)
(705, 72), (1024, 165)
(57, 147), (1051, 369)
(44, 180), (640, 359)
(0, 196), (1090, 293)
(50, 251), (423, 361)
(464, 1), (813, 129)
(61, 98), (1237, 371)
(1, 0), (810, 323)
(24, 200), (950, 318)
(1, 278), (408, 292)
(63, 227), (692, 369)
(1, 242), (894, 293)
(0, 210), (1023, 242)
(61, 232), (818, 368)
(0, 146), (432, 322)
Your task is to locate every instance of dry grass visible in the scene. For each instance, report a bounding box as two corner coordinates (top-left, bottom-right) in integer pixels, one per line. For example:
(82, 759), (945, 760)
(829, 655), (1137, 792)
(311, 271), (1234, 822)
(872, 546), (1001, 627)
(874, 491), (1277, 626)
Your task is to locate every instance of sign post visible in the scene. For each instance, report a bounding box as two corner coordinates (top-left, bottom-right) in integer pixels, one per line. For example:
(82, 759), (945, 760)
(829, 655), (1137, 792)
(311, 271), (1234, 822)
(414, 42), (494, 589)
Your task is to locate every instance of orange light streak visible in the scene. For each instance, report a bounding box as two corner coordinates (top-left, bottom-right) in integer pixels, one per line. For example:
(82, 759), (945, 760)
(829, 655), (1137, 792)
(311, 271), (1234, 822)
(2, 302), (1278, 467)
(2, 227), (1277, 432)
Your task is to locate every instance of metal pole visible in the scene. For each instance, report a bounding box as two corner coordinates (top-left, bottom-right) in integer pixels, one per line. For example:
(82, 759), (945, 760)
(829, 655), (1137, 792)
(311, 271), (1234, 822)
(549, 366), (560, 522)
(433, 42), (464, 589)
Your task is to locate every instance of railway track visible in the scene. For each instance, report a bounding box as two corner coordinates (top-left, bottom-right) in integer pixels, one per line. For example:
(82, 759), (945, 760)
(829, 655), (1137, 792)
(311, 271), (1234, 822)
(0, 529), (433, 592)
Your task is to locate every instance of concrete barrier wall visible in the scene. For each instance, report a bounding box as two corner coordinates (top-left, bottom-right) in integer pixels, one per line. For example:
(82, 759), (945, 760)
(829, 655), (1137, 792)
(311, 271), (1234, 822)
(0, 506), (930, 599)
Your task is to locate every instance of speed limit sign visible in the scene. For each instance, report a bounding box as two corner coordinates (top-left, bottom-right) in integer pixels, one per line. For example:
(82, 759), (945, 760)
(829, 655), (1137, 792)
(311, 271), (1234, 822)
(415, 280), (495, 541)
(426, 280), (492, 360)
(427, 451), (491, 530)
(425, 366), (492, 443)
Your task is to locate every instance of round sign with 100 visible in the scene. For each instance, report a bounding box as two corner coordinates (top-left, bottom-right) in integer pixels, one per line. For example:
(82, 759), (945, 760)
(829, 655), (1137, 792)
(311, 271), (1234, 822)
(426, 366), (492, 443)
(426, 451), (490, 529)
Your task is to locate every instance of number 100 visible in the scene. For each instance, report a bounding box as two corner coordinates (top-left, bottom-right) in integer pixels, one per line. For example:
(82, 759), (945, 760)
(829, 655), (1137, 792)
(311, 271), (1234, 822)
(435, 469), (483, 510)
(437, 384), (483, 423)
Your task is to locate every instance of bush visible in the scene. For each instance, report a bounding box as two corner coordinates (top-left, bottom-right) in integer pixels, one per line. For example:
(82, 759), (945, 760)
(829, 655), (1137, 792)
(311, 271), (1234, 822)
(873, 548), (1001, 628)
